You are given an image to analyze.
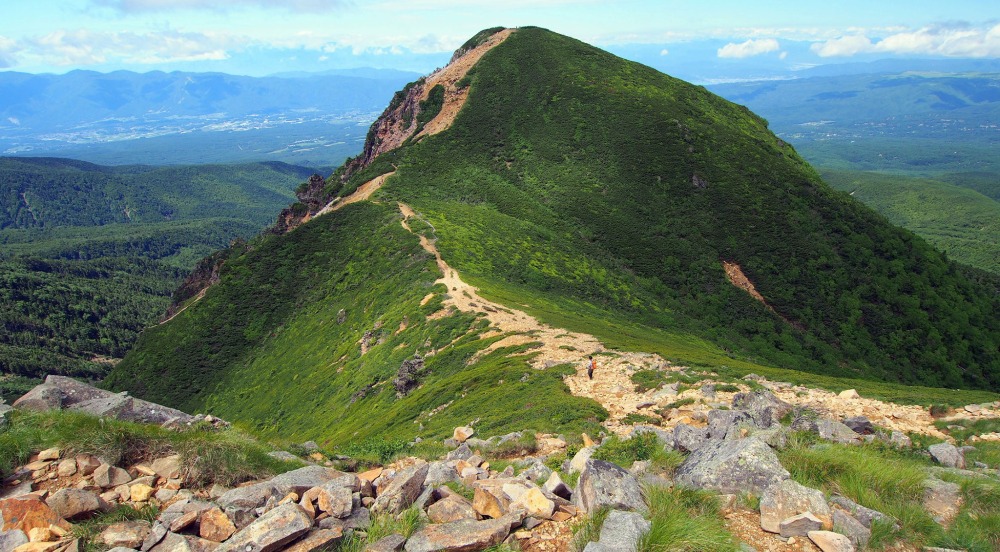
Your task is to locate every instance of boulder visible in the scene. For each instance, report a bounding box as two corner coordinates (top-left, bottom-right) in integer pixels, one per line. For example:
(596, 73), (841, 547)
(574, 460), (645, 514)
(842, 416), (874, 435)
(371, 462), (428, 515)
(675, 437), (789, 494)
(93, 464), (132, 488)
(101, 520), (152, 549)
(828, 496), (895, 529)
(0, 530), (29, 552)
(517, 460), (552, 484)
(888, 431), (912, 448)
(472, 482), (511, 519)
(403, 517), (510, 552)
(707, 409), (756, 440)
(582, 510), (651, 552)
(922, 478), (963, 526)
(198, 507), (236, 542)
(672, 424), (710, 453)
(76, 455), (101, 476)
(445, 444), (472, 462)
(759, 479), (831, 533)
(368, 533), (407, 552)
(425, 462), (459, 486)
(427, 495), (478, 524)
(12, 385), (62, 411)
(213, 503), (311, 552)
(568, 447), (596, 474)
(779, 512), (823, 538)
(838, 389), (860, 400)
(56, 459), (77, 478)
(815, 419), (863, 444)
(511, 487), (555, 519)
(731, 389), (792, 428)
(832, 509), (870, 549)
(150, 456), (183, 480)
(927, 443), (965, 469)
(808, 530), (856, 552)
(131, 484), (156, 502)
(630, 426), (673, 446)
(453, 427), (475, 443)
(270, 466), (341, 495)
(217, 482), (278, 512)
(0, 496), (71, 534)
(283, 528), (343, 552)
(45, 489), (107, 519)
(311, 482), (353, 518)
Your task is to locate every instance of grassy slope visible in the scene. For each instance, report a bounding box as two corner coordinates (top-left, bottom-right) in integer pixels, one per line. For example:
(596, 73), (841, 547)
(109, 28), (1000, 445)
(377, 28), (999, 390)
(822, 169), (1000, 274)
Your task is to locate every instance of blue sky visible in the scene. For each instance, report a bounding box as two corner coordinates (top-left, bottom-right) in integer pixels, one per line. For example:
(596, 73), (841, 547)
(1, 0), (998, 79)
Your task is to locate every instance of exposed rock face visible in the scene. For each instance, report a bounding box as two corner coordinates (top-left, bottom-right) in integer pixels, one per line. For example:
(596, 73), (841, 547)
(394, 356), (427, 398)
(731, 389), (792, 428)
(832, 508), (870, 549)
(922, 478), (963, 526)
(672, 423), (710, 453)
(675, 437), (789, 494)
(828, 496), (895, 529)
(573, 460), (645, 514)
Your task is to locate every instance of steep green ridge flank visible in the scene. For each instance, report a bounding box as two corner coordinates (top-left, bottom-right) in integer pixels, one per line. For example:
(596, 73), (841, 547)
(823, 169), (1000, 275)
(374, 27), (999, 389)
(106, 202), (606, 443)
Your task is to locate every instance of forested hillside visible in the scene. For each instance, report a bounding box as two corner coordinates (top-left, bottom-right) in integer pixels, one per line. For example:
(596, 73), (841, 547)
(0, 158), (316, 399)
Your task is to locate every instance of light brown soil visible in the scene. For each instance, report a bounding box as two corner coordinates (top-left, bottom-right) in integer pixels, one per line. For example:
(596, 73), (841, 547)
(723, 261), (771, 309)
(315, 171), (397, 217)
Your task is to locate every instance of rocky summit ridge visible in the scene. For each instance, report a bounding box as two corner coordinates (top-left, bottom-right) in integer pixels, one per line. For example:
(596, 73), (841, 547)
(2, 372), (999, 551)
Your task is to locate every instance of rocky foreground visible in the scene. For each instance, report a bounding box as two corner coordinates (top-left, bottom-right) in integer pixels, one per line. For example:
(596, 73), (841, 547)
(1, 376), (998, 552)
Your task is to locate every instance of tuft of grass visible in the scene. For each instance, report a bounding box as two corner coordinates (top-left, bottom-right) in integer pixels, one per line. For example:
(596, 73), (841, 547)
(715, 383), (740, 393)
(571, 506), (610, 551)
(622, 413), (662, 426)
(336, 436), (413, 466)
(592, 432), (661, 467)
(632, 370), (668, 392)
(486, 432), (538, 458)
(0, 410), (302, 486)
(639, 485), (738, 551)
(443, 480), (475, 501)
(657, 397), (695, 414)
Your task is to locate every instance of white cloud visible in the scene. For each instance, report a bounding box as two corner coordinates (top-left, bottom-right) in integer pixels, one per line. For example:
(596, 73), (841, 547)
(0, 35), (19, 68)
(93, 0), (350, 13)
(811, 23), (1000, 57)
(19, 29), (244, 67)
(779, 51), (787, 60)
(717, 38), (780, 58)
(659, 48), (669, 56)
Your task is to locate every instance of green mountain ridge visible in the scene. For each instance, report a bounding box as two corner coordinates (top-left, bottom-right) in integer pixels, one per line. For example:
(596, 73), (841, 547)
(106, 27), (1000, 446)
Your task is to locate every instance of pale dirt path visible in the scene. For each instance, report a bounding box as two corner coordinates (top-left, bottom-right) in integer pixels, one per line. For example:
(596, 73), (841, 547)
(395, 202), (1000, 438)
(158, 288), (205, 325)
(315, 171), (397, 217)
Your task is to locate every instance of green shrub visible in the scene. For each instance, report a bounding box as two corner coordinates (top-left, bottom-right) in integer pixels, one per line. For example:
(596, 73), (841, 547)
(622, 413), (662, 426)
(592, 432), (661, 467)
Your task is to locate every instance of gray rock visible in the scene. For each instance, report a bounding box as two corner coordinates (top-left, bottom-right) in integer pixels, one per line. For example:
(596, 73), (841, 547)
(582, 509), (651, 552)
(217, 482), (278, 512)
(0, 480), (33, 499)
(46, 488), (107, 519)
(833, 508), (870, 549)
(271, 465), (340, 495)
(573, 460), (646, 514)
(0, 529), (28, 552)
(752, 426), (791, 449)
(928, 443), (965, 469)
(569, 446), (596, 474)
(446, 443), (473, 461)
(922, 478), (963, 525)
(675, 437), (789, 494)
(101, 520), (152, 549)
(424, 461), (458, 487)
(815, 419), (863, 444)
(427, 495), (477, 524)
(213, 503), (312, 552)
(759, 479), (831, 534)
(12, 384), (62, 411)
(779, 512), (823, 537)
(807, 530), (855, 552)
(518, 460), (552, 484)
(700, 384), (717, 400)
(707, 409), (757, 440)
(404, 517), (510, 552)
(368, 533), (406, 552)
(828, 496), (895, 529)
(543, 472), (571, 501)
(371, 462), (428, 515)
(267, 451), (299, 462)
(842, 416), (874, 435)
(731, 389), (792, 428)
(888, 431), (912, 448)
(672, 423), (710, 453)
(94, 464), (132, 488)
(141, 522), (169, 552)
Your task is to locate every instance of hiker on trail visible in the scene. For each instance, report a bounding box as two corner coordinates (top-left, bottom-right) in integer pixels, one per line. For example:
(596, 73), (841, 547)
(587, 356), (596, 380)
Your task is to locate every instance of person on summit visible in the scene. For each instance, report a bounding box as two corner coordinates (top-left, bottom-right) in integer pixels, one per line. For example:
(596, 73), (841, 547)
(587, 355), (596, 380)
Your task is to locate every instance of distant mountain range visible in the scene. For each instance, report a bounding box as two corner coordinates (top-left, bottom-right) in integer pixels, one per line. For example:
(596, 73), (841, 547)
(0, 69), (420, 165)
